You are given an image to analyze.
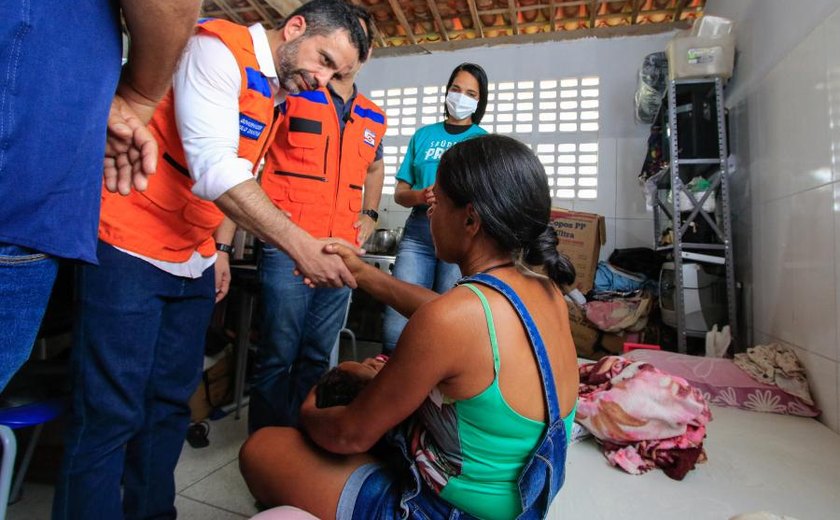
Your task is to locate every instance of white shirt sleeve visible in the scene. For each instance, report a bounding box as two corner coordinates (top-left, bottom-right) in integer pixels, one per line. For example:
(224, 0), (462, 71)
(173, 34), (256, 201)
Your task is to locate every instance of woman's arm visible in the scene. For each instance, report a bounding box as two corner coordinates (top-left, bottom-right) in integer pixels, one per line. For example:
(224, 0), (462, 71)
(299, 294), (473, 453)
(328, 244), (438, 318)
(393, 180), (428, 208)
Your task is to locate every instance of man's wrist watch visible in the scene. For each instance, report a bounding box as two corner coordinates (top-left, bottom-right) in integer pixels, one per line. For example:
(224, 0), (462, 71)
(215, 242), (234, 255)
(361, 209), (379, 222)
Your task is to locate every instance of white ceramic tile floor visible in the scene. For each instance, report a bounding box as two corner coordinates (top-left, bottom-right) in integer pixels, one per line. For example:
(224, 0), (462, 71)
(7, 411), (254, 520)
(6, 339), (377, 520)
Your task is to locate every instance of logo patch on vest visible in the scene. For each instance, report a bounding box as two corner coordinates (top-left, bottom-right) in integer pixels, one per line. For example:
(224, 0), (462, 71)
(239, 114), (266, 140)
(363, 128), (376, 148)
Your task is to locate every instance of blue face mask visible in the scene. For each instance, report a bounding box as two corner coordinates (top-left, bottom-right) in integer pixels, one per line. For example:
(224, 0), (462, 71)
(446, 91), (478, 121)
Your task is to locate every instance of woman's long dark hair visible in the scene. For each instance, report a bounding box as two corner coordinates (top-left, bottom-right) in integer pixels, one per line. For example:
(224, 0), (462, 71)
(436, 134), (575, 288)
(443, 63), (488, 124)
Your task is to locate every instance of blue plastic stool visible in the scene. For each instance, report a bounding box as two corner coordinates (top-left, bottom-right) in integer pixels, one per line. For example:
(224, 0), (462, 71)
(0, 398), (66, 505)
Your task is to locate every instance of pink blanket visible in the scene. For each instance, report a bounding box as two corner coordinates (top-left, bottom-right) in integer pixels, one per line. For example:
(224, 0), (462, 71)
(577, 356), (712, 480)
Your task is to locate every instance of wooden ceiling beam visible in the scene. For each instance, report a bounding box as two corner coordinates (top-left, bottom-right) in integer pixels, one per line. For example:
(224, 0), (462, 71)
(210, 0), (245, 24)
(370, 20), (388, 48)
(243, 0), (275, 25)
(589, 0), (600, 29)
(673, 0), (689, 22)
(262, 0), (302, 17)
(630, 0), (642, 24)
(377, 19), (690, 56)
(555, 0), (590, 7)
(347, 0), (387, 47)
(425, 0), (450, 42)
(466, 0), (485, 39)
(508, 0), (520, 35)
(387, 0), (418, 46)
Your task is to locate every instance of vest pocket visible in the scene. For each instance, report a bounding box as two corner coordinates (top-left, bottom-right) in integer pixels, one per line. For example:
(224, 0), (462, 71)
(289, 187), (327, 204)
(182, 199), (224, 233)
(286, 128), (321, 148)
(283, 129), (327, 178)
(348, 193), (362, 212)
(138, 166), (187, 212)
(266, 186), (303, 224)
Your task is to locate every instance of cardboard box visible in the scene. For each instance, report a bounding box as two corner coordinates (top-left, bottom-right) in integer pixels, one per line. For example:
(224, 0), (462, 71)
(568, 302), (599, 359)
(550, 209), (606, 294)
(568, 302), (625, 360)
(188, 347), (234, 422)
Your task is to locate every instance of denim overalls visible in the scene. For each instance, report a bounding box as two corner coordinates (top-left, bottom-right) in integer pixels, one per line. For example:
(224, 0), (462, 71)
(342, 273), (568, 520)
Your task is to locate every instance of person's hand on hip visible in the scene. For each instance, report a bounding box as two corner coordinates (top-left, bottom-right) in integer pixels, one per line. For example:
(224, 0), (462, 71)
(103, 82), (159, 196)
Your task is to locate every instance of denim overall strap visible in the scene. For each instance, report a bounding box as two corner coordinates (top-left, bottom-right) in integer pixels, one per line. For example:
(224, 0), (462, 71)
(457, 273), (567, 519)
(457, 273), (560, 424)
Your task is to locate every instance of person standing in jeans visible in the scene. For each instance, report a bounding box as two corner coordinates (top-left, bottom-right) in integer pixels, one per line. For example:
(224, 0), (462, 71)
(0, 0), (200, 393)
(53, 2), (371, 518)
(251, 50), (386, 432)
(382, 63), (488, 354)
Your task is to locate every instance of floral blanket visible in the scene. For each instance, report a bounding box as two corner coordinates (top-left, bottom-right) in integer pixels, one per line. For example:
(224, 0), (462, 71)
(577, 356), (712, 480)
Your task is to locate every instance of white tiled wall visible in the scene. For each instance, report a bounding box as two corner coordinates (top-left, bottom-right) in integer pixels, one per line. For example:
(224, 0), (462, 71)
(358, 33), (672, 256)
(706, 0), (840, 433)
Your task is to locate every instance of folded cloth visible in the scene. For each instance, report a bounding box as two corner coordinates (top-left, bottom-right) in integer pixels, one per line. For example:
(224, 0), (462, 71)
(734, 343), (815, 405)
(576, 356), (711, 480)
(584, 294), (652, 333)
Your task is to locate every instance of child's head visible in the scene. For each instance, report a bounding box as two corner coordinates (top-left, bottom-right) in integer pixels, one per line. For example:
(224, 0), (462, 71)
(314, 357), (387, 408)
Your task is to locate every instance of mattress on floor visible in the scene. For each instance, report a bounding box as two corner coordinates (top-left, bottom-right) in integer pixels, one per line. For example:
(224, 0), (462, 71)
(549, 405), (840, 519)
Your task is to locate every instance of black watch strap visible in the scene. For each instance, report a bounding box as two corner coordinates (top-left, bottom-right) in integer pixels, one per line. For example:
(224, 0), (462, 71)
(361, 209), (379, 222)
(215, 242), (234, 255)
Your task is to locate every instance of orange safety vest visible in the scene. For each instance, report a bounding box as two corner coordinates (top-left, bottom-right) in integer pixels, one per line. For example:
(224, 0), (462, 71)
(261, 88), (386, 244)
(99, 19), (278, 262)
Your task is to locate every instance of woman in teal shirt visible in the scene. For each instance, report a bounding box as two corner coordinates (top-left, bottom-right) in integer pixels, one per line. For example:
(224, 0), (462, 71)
(382, 63), (489, 354)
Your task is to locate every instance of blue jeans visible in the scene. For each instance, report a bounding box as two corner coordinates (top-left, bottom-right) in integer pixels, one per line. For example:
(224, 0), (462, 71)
(382, 210), (461, 353)
(53, 242), (215, 520)
(338, 459), (478, 520)
(249, 245), (351, 431)
(0, 243), (59, 392)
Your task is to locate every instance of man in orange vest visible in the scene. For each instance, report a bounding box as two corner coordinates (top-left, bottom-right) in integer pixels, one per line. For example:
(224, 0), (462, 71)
(250, 57), (386, 431)
(53, 1), (372, 518)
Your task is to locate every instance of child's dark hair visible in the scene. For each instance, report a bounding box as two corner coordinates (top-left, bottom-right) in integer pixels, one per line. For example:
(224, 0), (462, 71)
(436, 134), (576, 288)
(315, 367), (369, 408)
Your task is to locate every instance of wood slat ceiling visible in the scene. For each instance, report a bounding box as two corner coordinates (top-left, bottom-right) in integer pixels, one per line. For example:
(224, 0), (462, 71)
(201, 0), (706, 56)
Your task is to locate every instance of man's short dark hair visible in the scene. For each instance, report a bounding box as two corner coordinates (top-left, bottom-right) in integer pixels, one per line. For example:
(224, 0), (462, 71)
(280, 0), (372, 63)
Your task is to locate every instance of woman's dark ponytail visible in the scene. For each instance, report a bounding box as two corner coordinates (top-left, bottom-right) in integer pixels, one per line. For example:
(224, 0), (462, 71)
(523, 227), (576, 288)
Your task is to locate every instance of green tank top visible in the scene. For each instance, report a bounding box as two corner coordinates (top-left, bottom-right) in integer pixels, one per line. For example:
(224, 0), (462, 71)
(410, 283), (577, 520)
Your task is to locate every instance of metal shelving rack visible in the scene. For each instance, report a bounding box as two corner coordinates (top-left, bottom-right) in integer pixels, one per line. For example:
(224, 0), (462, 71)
(652, 78), (737, 353)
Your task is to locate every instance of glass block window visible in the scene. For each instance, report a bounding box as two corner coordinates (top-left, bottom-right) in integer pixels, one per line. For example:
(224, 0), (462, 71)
(369, 76), (599, 198)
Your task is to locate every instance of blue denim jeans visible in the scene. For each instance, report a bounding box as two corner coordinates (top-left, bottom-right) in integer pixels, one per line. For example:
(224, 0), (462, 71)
(53, 242), (215, 520)
(249, 245), (351, 432)
(382, 210), (461, 353)
(338, 459), (478, 520)
(0, 243), (59, 392)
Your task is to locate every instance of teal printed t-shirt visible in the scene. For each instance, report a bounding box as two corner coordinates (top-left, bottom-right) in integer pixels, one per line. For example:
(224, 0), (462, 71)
(396, 122), (487, 190)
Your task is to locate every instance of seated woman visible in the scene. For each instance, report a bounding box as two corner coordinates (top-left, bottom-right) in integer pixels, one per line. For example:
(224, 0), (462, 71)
(240, 134), (579, 520)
